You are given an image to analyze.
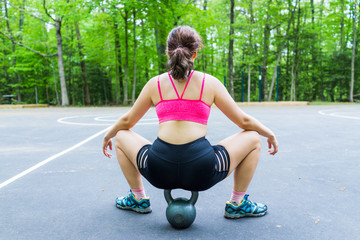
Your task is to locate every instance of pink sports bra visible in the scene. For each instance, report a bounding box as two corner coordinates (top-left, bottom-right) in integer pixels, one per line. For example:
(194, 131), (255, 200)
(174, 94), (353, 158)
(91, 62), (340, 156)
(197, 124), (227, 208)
(155, 71), (211, 125)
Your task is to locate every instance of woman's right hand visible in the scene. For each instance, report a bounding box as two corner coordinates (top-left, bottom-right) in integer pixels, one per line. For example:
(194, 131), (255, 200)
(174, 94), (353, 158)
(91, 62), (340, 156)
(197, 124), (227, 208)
(267, 136), (279, 155)
(103, 137), (113, 158)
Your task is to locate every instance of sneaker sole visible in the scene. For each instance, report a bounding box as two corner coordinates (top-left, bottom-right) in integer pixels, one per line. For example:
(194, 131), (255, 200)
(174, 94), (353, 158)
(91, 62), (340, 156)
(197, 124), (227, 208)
(116, 203), (152, 214)
(224, 211), (267, 219)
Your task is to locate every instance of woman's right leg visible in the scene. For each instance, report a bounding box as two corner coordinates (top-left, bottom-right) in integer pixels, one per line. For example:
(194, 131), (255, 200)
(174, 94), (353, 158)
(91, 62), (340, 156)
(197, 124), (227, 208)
(114, 130), (151, 190)
(217, 130), (262, 192)
(113, 130), (152, 213)
(218, 130), (267, 218)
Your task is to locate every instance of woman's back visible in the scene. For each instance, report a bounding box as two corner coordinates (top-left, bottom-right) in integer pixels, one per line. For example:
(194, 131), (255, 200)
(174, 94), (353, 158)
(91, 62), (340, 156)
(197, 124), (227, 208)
(152, 71), (216, 144)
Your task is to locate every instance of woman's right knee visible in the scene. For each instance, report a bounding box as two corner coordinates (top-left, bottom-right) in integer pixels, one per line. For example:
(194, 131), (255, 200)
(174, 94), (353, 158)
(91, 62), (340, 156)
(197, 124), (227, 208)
(114, 130), (130, 149)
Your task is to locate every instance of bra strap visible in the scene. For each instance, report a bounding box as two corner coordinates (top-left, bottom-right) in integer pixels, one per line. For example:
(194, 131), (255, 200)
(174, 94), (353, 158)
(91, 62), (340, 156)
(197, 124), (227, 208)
(199, 73), (205, 100)
(157, 76), (163, 101)
(168, 72), (180, 99)
(180, 70), (194, 99)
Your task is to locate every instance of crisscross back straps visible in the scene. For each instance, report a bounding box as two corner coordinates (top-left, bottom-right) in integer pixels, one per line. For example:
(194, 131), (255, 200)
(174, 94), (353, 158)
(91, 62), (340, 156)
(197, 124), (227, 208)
(180, 70), (194, 99)
(168, 72), (180, 99)
(168, 70), (194, 99)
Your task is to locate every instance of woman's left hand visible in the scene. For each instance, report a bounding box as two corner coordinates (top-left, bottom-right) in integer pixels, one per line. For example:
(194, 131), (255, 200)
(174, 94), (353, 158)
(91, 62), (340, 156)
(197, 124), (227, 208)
(267, 136), (278, 155)
(103, 137), (113, 158)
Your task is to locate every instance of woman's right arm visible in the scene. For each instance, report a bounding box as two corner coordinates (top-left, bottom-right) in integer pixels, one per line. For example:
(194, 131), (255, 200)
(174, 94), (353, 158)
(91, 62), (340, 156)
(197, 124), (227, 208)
(212, 78), (278, 155)
(102, 77), (155, 158)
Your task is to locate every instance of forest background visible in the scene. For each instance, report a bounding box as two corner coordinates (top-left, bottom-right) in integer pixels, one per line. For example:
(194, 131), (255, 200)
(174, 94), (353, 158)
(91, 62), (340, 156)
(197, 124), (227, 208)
(0, 0), (359, 106)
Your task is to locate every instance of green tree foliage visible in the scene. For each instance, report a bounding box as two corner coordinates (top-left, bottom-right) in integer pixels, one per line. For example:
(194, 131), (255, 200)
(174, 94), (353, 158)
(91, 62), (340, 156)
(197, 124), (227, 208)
(0, 0), (359, 105)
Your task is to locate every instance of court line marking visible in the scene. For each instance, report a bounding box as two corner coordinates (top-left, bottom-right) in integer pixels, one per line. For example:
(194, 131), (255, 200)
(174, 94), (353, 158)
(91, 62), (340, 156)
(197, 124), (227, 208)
(0, 119), (159, 190)
(94, 116), (158, 122)
(93, 116), (117, 122)
(57, 115), (111, 126)
(0, 126), (111, 190)
(318, 108), (360, 120)
(57, 115), (158, 126)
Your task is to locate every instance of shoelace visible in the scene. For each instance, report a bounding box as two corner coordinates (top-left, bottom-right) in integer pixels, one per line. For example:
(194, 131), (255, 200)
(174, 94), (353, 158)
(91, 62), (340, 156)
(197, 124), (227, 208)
(242, 195), (256, 207)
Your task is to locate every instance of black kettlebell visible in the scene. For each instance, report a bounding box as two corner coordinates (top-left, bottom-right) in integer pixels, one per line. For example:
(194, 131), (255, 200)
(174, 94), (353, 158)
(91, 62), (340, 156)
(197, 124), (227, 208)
(164, 189), (199, 229)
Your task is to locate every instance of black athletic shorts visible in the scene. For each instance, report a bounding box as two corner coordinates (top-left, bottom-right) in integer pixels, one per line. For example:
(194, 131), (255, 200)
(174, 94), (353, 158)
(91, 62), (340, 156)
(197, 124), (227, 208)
(136, 137), (230, 191)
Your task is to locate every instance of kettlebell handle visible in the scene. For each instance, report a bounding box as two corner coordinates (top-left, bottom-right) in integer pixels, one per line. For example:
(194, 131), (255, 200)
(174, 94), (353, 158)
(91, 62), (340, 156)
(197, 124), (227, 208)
(164, 189), (199, 205)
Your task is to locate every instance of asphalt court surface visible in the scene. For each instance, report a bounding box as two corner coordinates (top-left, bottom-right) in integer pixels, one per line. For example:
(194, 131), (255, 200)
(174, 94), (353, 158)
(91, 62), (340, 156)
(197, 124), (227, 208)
(0, 105), (359, 240)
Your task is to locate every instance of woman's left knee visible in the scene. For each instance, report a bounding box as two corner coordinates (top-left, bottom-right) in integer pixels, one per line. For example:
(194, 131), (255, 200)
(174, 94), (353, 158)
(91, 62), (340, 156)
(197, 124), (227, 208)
(245, 131), (262, 148)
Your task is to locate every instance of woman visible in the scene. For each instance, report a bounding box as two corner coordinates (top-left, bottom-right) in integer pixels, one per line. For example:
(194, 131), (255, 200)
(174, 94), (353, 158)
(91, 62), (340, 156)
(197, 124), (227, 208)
(102, 26), (278, 219)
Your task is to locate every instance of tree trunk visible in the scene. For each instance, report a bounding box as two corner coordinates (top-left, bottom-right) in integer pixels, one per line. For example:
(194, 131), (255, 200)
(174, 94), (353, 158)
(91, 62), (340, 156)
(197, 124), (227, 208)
(106, 67), (111, 104)
(268, 26), (281, 101)
(154, 5), (167, 74)
(262, 24), (270, 101)
(248, 63), (251, 102)
(4, 0), (21, 102)
(350, 2), (357, 102)
(268, 49), (281, 101)
(268, 2), (297, 101)
(17, 0), (26, 102)
(310, 0), (318, 101)
(103, 16), (111, 104)
(262, 0), (272, 101)
(123, 8), (129, 105)
(202, 0), (208, 72)
(290, 68), (296, 101)
(319, 0), (325, 101)
(75, 21), (90, 105)
(42, 21), (59, 105)
(51, 57), (59, 104)
(19, 1), (25, 31)
(340, 0), (345, 50)
(131, 8), (137, 104)
(339, 0), (345, 101)
(2, 38), (9, 87)
(154, 25), (167, 73)
(114, 21), (123, 105)
(141, 18), (149, 80)
(55, 18), (69, 106)
(290, 2), (301, 101)
(67, 26), (74, 105)
(248, 0), (254, 102)
(228, 0), (235, 98)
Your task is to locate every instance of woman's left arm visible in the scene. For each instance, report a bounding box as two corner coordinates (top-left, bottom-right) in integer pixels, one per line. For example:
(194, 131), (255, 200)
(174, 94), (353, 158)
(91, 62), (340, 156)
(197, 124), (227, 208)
(102, 78), (155, 157)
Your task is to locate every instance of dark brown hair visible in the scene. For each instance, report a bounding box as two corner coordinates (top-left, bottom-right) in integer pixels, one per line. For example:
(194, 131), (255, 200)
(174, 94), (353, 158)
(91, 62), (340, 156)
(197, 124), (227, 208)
(166, 26), (202, 80)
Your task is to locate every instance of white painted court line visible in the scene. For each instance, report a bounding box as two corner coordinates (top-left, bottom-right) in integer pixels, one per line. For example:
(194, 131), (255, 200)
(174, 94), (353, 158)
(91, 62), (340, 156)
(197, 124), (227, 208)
(57, 115), (111, 126)
(93, 116), (116, 122)
(58, 115), (158, 126)
(0, 118), (159, 190)
(318, 108), (360, 120)
(0, 126), (110, 190)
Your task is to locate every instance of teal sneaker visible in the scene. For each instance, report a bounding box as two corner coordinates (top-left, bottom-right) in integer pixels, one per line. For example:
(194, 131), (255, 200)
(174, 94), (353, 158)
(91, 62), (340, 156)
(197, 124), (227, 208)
(224, 194), (267, 219)
(115, 190), (152, 214)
